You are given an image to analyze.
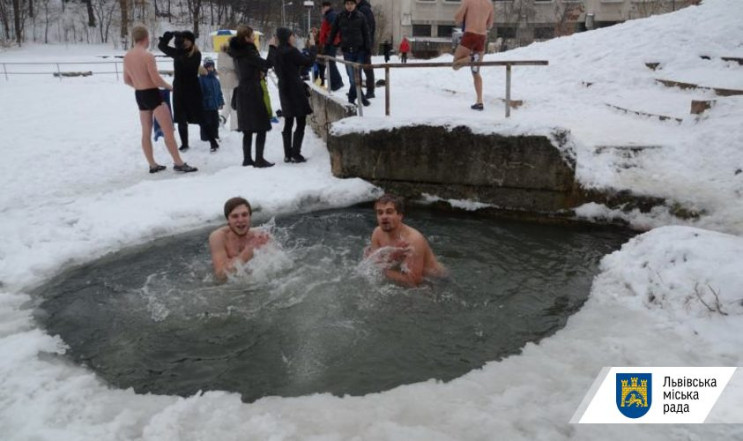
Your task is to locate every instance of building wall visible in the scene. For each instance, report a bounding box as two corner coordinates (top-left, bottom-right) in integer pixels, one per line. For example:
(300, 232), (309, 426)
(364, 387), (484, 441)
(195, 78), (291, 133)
(373, 0), (693, 52)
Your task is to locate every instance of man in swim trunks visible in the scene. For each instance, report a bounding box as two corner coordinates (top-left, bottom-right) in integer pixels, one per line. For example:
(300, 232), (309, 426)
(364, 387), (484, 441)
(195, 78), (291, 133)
(209, 197), (271, 282)
(366, 194), (446, 287)
(452, 0), (494, 111)
(123, 25), (197, 173)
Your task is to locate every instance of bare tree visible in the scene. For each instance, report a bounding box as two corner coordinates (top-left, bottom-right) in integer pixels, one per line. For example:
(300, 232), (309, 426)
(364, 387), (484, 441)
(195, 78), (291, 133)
(185, 0), (201, 35)
(0, 0), (13, 41)
(554, 1), (583, 37)
(500, 0), (537, 47)
(12, 0), (25, 45)
(119, 0), (128, 46)
(85, 0), (96, 27)
(93, 0), (117, 42)
(373, 4), (386, 47)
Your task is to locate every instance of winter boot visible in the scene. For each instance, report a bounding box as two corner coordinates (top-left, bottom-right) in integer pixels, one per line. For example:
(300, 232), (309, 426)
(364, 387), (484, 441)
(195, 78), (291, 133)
(254, 138), (274, 168)
(242, 137), (254, 167)
(291, 130), (306, 163)
(282, 129), (293, 163)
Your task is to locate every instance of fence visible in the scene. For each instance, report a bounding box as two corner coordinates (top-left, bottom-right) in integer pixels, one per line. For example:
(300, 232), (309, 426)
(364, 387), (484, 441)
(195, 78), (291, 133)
(316, 55), (548, 118)
(1, 58), (174, 82)
(2, 56), (549, 118)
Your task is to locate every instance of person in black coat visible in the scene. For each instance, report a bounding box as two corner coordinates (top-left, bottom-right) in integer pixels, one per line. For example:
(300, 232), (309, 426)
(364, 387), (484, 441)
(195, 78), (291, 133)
(382, 40), (392, 63)
(228, 25), (274, 168)
(329, 0), (371, 106)
(158, 30), (203, 151)
(356, 0), (376, 99)
(268, 27), (316, 163)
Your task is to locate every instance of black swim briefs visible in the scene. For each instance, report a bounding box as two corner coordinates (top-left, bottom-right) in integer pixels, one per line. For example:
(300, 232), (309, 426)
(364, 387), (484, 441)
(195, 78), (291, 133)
(135, 88), (163, 111)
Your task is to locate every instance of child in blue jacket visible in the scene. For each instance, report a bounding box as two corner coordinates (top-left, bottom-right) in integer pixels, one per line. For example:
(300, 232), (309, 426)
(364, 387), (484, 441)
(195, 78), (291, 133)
(199, 57), (225, 152)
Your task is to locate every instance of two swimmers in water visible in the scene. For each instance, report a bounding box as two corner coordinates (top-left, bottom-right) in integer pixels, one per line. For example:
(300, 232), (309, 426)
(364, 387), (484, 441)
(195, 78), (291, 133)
(209, 194), (446, 287)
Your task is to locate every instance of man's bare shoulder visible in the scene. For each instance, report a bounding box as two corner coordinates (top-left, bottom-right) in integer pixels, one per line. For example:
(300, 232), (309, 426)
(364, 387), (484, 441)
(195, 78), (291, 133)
(402, 224), (426, 242)
(209, 226), (229, 243)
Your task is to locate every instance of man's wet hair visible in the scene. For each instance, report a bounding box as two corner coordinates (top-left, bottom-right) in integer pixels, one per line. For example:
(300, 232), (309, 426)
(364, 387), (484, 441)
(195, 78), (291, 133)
(322, 1), (332, 6)
(375, 194), (405, 215)
(224, 197), (252, 218)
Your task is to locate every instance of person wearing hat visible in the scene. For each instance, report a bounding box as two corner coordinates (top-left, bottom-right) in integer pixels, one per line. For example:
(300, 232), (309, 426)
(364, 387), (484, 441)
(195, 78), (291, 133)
(198, 57), (224, 152)
(158, 29), (204, 151)
(268, 27), (316, 163)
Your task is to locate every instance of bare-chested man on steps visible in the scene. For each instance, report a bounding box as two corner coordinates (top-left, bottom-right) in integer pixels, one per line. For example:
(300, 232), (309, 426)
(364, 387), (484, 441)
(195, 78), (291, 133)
(452, 0), (494, 111)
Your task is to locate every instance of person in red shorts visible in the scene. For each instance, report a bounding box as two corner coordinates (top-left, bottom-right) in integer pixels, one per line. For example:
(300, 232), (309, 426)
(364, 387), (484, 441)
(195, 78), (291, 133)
(452, 0), (494, 111)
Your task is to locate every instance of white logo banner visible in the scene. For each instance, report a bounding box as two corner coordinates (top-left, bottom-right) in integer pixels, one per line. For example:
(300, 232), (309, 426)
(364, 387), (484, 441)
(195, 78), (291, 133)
(571, 367), (738, 424)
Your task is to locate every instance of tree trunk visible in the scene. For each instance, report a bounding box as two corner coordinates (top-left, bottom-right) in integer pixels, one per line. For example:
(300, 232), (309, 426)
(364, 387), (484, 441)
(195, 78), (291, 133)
(119, 0), (128, 47)
(192, 0), (201, 37)
(86, 0), (95, 27)
(0, 0), (12, 40)
(28, 0), (33, 19)
(12, 0), (22, 45)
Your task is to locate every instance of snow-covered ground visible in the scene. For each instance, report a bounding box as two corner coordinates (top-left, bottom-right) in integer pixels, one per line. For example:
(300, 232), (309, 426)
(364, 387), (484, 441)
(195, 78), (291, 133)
(1, 0), (742, 439)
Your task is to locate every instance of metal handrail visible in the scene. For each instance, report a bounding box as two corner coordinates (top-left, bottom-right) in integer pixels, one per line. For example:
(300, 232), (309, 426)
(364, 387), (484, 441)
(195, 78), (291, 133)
(1, 59), (173, 81)
(316, 55), (549, 118)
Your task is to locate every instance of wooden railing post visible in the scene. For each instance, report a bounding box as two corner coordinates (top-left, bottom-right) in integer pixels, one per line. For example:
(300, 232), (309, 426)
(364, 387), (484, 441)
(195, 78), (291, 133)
(354, 64), (363, 117)
(2, 63), (7, 81)
(385, 65), (390, 116)
(505, 64), (512, 118)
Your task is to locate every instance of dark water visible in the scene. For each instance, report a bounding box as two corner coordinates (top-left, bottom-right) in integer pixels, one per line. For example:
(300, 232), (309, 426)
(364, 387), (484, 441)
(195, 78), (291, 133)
(34, 206), (633, 402)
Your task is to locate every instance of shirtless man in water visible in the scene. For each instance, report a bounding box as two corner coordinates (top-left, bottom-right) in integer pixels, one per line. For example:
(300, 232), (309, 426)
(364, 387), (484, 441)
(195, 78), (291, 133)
(209, 197), (271, 282)
(123, 25), (197, 173)
(366, 194), (446, 287)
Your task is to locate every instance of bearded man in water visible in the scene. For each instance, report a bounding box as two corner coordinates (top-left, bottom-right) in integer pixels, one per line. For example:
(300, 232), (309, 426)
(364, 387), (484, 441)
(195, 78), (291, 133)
(209, 197), (271, 282)
(366, 194), (446, 287)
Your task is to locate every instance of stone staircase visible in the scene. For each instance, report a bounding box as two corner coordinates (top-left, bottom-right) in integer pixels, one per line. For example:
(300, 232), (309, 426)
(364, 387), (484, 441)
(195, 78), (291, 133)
(603, 54), (743, 122)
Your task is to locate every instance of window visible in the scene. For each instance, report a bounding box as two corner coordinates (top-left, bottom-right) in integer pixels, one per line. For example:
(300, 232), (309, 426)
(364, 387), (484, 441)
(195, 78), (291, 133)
(412, 24), (433, 37)
(438, 24), (455, 38)
(496, 26), (517, 39)
(534, 26), (555, 39)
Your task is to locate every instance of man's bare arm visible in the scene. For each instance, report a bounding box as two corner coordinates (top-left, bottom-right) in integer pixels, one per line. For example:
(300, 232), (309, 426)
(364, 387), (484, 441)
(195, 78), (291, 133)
(146, 54), (172, 90)
(209, 230), (232, 282)
(383, 236), (426, 287)
(454, 2), (468, 26)
(364, 228), (382, 258)
(123, 67), (134, 88)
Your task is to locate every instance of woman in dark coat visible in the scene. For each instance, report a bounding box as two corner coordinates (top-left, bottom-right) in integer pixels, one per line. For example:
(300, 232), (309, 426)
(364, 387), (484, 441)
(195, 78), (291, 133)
(158, 30), (203, 151)
(228, 25), (274, 168)
(268, 27), (316, 163)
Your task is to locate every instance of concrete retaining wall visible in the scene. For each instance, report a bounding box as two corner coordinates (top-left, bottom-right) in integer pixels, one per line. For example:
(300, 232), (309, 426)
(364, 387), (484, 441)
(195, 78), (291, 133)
(327, 125), (583, 213)
(307, 85), (357, 141)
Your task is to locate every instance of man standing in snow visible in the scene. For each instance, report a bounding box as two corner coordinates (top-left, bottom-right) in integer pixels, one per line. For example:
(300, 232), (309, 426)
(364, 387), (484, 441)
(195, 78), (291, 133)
(365, 194), (446, 287)
(123, 25), (198, 173)
(356, 0), (376, 99)
(452, 0), (494, 111)
(209, 197), (272, 283)
(328, 0), (371, 107)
